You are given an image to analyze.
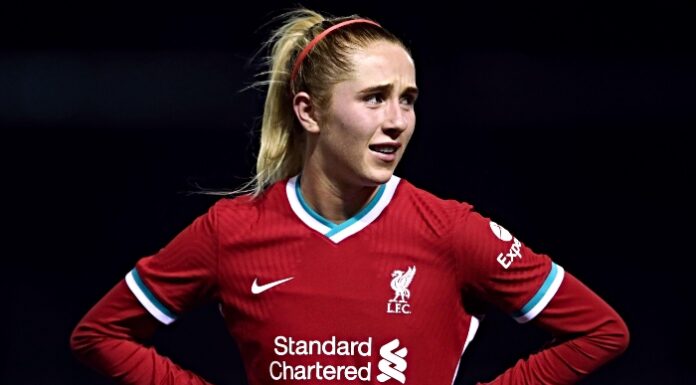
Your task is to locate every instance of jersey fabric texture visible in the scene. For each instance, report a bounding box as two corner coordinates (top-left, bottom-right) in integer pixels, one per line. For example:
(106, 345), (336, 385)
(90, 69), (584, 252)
(71, 175), (629, 385)
(128, 174), (558, 384)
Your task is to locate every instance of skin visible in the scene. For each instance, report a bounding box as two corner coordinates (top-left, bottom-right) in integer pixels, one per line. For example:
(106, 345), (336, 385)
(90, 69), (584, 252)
(293, 40), (418, 224)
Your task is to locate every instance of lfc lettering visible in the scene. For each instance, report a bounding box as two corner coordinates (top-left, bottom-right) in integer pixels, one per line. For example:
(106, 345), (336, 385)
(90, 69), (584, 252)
(387, 301), (411, 314)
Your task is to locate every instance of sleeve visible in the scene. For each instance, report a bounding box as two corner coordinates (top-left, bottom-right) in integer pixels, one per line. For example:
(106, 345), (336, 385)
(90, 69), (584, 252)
(450, 204), (629, 384)
(480, 272), (630, 385)
(70, 280), (215, 385)
(125, 202), (220, 325)
(450, 203), (562, 323)
(70, 201), (225, 385)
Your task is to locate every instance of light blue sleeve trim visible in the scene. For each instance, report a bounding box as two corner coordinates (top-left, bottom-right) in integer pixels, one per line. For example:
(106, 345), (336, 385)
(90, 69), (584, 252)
(512, 262), (565, 323)
(125, 268), (177, 324)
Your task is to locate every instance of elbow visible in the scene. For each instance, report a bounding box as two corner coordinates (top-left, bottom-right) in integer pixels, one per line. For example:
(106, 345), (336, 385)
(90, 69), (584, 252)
(69, 323), (91, 359)
(70, 320), (104, 362)
(595, 312), (630, 360)
(612, 315), (630, 356)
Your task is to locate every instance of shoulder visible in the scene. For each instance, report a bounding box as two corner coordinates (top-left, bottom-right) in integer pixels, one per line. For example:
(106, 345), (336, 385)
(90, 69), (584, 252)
(208, 193), (256, 218)
(206, 179), (289, 232)
(213, 178), (289, 211)
(396, 178), (473, 214)
(394, 178), (474, 237)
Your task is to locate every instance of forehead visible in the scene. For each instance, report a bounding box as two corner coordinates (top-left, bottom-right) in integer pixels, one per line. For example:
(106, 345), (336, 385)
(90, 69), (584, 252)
(343, 41), (416, 90)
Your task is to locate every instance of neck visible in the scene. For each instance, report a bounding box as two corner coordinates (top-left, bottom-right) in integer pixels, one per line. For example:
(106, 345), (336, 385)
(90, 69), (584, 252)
(299, 166), (381, 225)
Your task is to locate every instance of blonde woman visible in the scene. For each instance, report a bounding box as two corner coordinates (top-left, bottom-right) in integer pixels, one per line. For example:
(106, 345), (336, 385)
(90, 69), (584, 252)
(71, 9), (629, 385)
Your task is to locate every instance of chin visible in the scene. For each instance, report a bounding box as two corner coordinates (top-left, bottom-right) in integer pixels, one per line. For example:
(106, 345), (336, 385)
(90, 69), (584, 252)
(365, 167), (395, 185)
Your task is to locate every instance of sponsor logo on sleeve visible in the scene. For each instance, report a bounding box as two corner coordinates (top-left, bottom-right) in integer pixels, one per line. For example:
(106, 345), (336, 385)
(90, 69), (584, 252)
(489, 221), (513, 241)
(489, 221), (523, 269)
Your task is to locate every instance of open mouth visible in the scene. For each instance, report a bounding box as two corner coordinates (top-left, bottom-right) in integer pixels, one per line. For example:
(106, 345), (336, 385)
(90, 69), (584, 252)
(368, 143), (400, 154)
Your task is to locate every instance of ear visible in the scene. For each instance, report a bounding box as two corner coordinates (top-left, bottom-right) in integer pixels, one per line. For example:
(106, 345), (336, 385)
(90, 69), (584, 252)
(293, 91), (320, 134)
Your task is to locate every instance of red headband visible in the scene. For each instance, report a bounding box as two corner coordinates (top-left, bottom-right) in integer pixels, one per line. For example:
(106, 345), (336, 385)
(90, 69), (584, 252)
(290, 19), (382, 87)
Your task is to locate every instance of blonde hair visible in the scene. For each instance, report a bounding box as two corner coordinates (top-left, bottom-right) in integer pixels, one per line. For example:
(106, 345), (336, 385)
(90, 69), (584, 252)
(239, 8), (406, 197)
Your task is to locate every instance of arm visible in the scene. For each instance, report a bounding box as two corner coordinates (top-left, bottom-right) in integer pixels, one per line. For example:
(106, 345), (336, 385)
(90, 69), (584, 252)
(70, 280), (214, 385)
(478, 272), (629, 385)
(70, 200), (226, 384)
(450, 204), (629, 385)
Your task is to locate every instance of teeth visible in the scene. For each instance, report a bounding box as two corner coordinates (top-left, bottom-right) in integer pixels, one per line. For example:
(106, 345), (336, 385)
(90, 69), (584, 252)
(370, 145), (396, 154)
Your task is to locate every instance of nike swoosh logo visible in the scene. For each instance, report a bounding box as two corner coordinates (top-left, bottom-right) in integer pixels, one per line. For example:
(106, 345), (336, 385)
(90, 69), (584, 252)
(251, 277), (294, 294)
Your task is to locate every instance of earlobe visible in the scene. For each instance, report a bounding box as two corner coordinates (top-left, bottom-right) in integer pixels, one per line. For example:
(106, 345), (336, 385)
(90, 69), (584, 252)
(293, 92), (320, 133)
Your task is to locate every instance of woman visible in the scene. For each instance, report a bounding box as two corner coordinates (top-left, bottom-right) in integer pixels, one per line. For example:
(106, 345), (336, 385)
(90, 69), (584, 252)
(71, 9), (629, 385)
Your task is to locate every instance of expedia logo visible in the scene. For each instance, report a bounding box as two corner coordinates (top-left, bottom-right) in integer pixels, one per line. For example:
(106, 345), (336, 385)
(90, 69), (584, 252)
(490, 221), (522, 269)
(489, 221), (513, 241)
(497, 238), (522, 269)
(377, 339), (408, 383)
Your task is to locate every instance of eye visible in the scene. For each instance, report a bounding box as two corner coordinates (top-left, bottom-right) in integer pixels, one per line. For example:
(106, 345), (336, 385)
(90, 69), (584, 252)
(400, 94), (417, 106)
(364, 93), (385, 105)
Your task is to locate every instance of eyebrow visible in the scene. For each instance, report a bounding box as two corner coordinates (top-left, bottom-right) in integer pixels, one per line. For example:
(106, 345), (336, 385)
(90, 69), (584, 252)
(358, 83), (419, 98)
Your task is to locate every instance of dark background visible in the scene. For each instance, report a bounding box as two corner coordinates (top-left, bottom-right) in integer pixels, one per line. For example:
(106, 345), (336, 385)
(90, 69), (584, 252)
(2, 1), (694, 384)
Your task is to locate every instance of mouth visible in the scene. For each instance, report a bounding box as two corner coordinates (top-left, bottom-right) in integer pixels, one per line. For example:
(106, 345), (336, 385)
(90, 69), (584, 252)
(368, 142), (401, 162)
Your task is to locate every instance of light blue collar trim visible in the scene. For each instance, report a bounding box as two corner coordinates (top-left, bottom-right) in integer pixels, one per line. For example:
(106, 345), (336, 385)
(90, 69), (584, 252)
(286, 174), (400, 243)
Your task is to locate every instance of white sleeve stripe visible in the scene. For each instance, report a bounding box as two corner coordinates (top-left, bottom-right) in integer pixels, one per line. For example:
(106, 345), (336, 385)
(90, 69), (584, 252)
(125, 269), (176, 325)
(513, 263), (565, 324)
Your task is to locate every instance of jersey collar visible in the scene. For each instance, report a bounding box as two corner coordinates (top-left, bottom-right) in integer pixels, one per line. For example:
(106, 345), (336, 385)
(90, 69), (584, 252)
(285, 174), (400, 243)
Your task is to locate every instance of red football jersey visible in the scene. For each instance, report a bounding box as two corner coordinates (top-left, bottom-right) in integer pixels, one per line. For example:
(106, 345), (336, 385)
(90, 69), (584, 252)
(125, 175), (563, 385)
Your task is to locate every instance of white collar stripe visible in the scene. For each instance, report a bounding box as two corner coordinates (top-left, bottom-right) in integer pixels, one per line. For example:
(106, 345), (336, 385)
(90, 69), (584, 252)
(286, 175), (401, 243)
(286, 176), (332, 235)
(295, 179), (337, 229)
(324, 182), (386, 237)
(328, 176), (400, 243)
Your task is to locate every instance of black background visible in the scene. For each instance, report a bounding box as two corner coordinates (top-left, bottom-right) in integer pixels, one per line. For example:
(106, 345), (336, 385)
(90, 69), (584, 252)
(2, 1), (694, 384)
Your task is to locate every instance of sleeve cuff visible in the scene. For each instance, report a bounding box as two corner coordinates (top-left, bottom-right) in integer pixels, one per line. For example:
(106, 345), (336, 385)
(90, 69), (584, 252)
(125, 268), (177, 325)
(512, 262), (565, 323)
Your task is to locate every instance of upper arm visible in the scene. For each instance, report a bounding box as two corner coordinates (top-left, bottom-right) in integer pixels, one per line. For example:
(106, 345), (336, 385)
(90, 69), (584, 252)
(450, 205), (564, 324)
(126, 200), (222, 325)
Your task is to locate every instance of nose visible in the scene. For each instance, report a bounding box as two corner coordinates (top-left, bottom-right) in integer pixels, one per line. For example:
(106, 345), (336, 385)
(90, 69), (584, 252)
(383, 98), (409, 134)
